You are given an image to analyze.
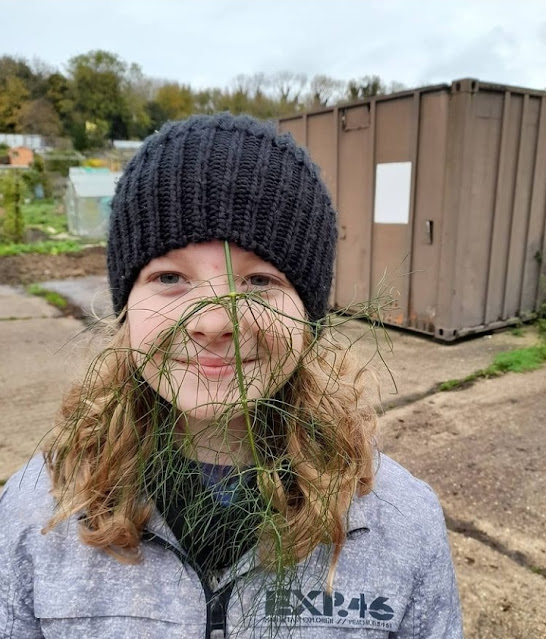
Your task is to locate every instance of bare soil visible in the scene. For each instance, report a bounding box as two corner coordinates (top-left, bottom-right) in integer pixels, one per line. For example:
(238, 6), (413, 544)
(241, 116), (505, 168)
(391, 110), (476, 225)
(0, 246), (107, 286)
(381, 369), (546, 638)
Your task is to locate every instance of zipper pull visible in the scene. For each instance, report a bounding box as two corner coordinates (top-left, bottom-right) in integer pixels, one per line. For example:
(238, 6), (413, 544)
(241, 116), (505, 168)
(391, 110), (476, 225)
(209, 573), (220, 590)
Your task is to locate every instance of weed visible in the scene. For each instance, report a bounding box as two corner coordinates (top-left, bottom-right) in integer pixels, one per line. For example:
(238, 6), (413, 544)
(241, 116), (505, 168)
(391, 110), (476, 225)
(438, 378), (466, 391)
(437, 371), (486, 392)
(487, 345), (546, 374)
(0, 240), (84, 257)
(42, 239), (393, 598)
(439, 344), (546, 392)
(26, 284), (68, 310)
(510, 327), (524, 337)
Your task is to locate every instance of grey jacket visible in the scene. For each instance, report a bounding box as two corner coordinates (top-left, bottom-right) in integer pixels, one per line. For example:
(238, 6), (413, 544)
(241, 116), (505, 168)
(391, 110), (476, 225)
(0, 454), (463, 638)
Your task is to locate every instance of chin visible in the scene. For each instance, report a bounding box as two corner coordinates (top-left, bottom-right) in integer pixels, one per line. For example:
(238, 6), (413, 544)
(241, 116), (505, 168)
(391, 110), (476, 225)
(171, 387), (267, 425)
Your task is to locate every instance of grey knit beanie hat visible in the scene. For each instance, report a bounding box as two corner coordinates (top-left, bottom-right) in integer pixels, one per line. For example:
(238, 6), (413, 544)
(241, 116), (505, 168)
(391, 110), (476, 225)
(107, 113), (337, 323)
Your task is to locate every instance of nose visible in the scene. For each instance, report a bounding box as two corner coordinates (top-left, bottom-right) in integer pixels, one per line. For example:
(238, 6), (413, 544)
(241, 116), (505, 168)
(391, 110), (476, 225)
(185, 300), (235, 342)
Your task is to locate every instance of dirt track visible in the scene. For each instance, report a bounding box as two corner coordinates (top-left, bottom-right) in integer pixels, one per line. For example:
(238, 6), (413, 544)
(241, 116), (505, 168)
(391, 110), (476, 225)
(381, 369), (546, 637)
(0, 245), (107, 286)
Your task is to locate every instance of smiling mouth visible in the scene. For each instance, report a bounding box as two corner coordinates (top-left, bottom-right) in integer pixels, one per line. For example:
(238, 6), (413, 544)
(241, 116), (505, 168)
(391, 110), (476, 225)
(172, 357), (257, 380)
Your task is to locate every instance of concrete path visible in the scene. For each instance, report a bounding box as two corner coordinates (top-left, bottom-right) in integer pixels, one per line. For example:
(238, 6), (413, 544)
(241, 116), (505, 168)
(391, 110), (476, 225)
(0, 286), (90, 479)
(0, 284), (62, 319)
(40, 275), (113, 321)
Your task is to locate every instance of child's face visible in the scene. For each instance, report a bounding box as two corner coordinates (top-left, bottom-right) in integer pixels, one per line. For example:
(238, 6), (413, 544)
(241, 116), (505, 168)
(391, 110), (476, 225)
(127, 241), (306, 425)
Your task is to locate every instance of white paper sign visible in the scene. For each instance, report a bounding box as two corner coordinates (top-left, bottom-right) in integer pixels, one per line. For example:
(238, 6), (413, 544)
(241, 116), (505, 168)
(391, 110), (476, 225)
(374, 162), (412, 224)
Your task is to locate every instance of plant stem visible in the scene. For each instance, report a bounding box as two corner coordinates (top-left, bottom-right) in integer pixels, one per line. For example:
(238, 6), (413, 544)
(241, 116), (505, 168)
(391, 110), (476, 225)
(223, 241), (259, 465)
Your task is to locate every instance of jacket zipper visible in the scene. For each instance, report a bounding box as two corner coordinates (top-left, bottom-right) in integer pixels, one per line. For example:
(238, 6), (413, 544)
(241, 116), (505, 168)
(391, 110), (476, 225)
(142, 531), (233, 639)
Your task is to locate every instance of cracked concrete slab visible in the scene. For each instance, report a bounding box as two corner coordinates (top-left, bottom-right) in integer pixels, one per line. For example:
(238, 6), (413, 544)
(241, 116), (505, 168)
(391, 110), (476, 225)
(0, 284), (62, 320)
(39, 276), (113, 321)
(0, 316), (95, 479)
(450, 530), (546, 638)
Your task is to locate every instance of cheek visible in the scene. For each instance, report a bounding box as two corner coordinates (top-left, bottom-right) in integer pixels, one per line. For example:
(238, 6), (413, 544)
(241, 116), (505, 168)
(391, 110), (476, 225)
(128, 310), (158, 349)
(255, 308), (306, 368)
(127, 308), (176, 374)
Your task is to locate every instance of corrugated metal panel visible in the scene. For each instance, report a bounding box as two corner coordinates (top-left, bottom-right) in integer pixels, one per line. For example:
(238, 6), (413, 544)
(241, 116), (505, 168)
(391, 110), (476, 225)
(336, 104), (374, 305)
(279, 78), (546, 341)
(410, 91), (449, 334)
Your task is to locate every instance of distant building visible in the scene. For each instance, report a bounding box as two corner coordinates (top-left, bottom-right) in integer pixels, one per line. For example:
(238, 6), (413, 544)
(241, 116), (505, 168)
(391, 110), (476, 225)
(65, 167), (122, 238)
(112, 140), (143, 151)
(8, 146), (34, 167)
(0, 133), (46, 151)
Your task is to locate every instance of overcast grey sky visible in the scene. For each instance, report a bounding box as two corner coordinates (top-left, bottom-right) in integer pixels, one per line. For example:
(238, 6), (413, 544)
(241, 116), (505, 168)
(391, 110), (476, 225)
(2, 0), (545, 91)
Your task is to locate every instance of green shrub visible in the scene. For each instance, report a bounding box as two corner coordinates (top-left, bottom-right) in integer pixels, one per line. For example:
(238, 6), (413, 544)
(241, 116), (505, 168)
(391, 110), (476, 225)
(21, 199), (67, 234)
(0, 172), (25, 243)
(41, 151), (82, 177)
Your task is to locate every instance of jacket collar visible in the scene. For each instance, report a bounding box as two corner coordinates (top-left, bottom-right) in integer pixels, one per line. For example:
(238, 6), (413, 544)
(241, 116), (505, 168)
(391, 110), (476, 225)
(145, 505), (182, 549)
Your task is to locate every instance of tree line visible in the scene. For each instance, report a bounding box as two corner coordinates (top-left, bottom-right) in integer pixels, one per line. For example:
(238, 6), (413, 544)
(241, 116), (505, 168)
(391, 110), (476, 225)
(0, 50), (405, 150)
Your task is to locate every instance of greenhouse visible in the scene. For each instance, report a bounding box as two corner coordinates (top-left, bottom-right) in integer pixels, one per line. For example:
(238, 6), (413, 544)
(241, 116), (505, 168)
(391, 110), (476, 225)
(65, 167), (122, 238)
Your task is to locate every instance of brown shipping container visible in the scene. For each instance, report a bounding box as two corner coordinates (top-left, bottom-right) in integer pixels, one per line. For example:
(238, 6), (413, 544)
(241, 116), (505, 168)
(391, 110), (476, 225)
(278, 79), (546, 341)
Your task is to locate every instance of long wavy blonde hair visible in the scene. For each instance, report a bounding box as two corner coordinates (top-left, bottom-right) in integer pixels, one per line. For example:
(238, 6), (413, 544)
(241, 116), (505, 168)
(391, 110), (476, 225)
(44, 311), (377, 585)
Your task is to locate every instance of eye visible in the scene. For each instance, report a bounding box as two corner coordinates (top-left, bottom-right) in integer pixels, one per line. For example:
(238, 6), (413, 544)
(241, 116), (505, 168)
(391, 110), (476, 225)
(158, 273), (182, 285)
(245, 274), (276, 289)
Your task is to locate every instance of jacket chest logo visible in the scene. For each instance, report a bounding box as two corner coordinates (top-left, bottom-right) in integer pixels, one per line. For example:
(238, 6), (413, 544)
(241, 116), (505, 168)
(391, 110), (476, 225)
(264, 589), (398, 630)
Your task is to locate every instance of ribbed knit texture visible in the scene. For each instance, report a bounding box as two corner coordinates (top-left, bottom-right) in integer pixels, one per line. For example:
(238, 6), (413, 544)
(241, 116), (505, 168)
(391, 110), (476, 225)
(107, 113), (337, 322)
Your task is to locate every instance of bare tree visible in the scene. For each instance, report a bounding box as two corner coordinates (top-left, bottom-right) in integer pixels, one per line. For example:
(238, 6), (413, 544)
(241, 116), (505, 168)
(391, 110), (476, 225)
(232, 73), (267, 98)
(308, 74), (345, 107)
(386, 80), (407, 94)
(270, 71), (307, 104)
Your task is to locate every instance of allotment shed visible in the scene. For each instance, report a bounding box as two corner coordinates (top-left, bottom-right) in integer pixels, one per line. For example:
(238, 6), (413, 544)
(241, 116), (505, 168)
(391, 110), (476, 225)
(278, 78), (546, 340)
(65, 167), (122, 239)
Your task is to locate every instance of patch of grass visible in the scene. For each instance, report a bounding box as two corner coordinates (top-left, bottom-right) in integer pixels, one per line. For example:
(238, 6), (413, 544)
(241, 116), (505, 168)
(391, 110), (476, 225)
(438, 378), (461, 391)
(529, 565), (546, 577)
(0, 240), (84, 257)
(489, 345), (546, 373)
(438, 375), (480, 392)
(26, 283), (68, 310)
(510, 325), (524, 337)
(21, 199), (68, 234)
(439, 344), (546, 392)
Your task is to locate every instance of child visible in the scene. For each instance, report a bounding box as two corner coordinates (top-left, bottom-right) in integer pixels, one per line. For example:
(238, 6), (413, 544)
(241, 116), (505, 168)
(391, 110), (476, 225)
(0, 114), (463, 638)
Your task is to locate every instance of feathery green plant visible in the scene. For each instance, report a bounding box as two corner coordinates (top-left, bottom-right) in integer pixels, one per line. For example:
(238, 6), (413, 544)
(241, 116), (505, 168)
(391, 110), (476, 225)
(46, 240), (395, 636)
